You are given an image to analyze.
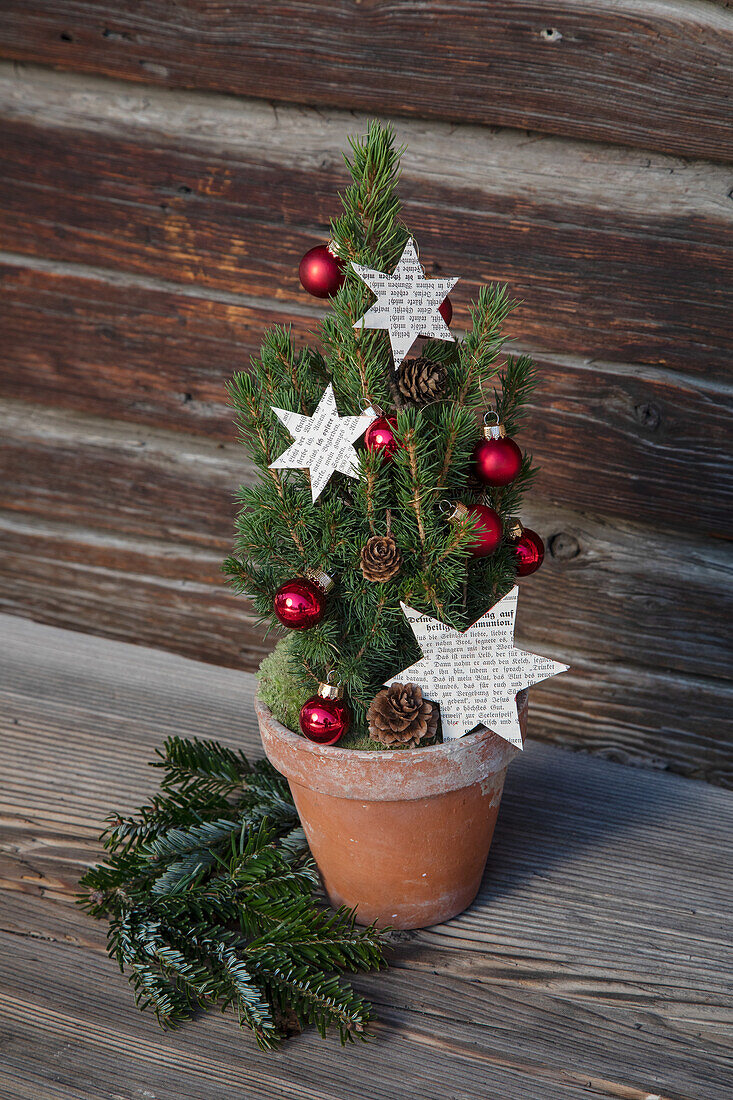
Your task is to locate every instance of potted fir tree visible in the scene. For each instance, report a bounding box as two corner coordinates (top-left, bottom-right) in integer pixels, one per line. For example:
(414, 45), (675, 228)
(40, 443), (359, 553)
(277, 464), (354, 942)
(225, 124), (567, 929)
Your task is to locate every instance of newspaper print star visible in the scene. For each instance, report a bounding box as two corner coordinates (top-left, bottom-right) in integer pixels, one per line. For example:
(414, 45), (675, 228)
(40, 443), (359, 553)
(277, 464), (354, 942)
(269, 384), (377, 503)
(386, 586), (568, 747)
(351, 238), (458, 369)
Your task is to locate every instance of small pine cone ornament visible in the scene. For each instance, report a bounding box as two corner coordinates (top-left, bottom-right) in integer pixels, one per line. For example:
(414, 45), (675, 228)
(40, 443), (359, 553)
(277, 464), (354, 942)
(360, 535), (402, 582)
(397, 355), (447, 407)
(367, 683), (439, 749)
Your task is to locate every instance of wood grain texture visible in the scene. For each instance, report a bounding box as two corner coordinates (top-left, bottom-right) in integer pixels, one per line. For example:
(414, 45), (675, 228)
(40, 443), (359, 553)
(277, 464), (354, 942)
(2, 264), (731, 540)
(1, 615), (731, 1100)
(0, 2), (731, 161)
(0, 66), (731, 378)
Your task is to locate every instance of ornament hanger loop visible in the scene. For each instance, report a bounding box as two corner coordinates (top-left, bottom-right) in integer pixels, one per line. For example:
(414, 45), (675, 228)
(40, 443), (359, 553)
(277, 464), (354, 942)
(483, 410), (500, 427)
(326, 670), (339, 685)
(438, 498), (454, 516)
(359, 396), (384, 417)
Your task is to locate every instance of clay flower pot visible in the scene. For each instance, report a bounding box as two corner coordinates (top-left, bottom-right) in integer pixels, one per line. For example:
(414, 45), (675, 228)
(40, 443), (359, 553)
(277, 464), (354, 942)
(255, 691), (528, 929)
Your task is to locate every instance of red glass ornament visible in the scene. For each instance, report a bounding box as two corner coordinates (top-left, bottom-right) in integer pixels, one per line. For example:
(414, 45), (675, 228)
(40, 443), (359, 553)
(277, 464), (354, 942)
(364, 415), (399, 460)
(445, 501), (502, 558)
(473, 434), (522, 487)
(273, 577), (326, 629)
(466, 502), (503, 557)
(300, 685), (351, 745)
(299, 243), (345, 299)
(513, 527), (545, 576)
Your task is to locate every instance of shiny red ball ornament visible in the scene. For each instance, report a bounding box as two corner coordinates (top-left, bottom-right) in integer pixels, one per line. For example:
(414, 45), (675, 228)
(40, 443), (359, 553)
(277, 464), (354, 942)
(298, 243), (345, 299)
(273, 569), (334, 630)
(300, 681), (350, 745)
(508, 521), (545, 577)
(444, 501), (502, 558)
(364, 415), (399, 460)
(473, 419), (522, 487)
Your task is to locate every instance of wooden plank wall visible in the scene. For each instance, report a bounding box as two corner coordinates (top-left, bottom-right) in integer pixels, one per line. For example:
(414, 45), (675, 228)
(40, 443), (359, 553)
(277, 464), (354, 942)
(0, 2), (731, 785)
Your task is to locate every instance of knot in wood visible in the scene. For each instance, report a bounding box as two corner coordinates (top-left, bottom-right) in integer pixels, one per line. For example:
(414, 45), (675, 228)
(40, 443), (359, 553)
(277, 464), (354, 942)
(634, 402), (662, 430)
(548, 532), (581, 561)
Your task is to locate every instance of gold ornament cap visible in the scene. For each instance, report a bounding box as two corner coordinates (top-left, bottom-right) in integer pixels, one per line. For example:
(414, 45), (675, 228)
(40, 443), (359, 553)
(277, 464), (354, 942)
(506, 517), (524, 540)
(317, 673), (344, 701)
(440, 500), (469, 524)
(326, 239), (341, 259)
(304, 566), (335, 594)
(483, 411), (507, 441)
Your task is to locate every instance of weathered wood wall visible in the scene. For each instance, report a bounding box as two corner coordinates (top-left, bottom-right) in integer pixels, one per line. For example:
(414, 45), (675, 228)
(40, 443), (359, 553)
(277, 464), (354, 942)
(0, 1), (731, 784)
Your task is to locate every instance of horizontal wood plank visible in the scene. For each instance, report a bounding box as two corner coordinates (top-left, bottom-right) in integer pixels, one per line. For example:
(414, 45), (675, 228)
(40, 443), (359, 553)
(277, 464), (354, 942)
(0, 3), (731, 161)
(1, 615), (731, 1099)
(0, 517), (269, 672)
(0, 67), (731, 377)
(1, 265), (730, 540)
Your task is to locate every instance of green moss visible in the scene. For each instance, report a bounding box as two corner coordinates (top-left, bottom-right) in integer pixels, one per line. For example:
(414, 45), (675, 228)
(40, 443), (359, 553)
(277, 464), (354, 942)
(256, 636), (312, 733)
(257, 638), (387, 750)
(257, 638), (443, 751)
(338, 726), (386, 751)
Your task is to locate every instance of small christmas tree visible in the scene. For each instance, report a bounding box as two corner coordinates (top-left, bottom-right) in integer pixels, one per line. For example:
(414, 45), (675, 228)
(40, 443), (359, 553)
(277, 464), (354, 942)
(224, 122), (546, 749)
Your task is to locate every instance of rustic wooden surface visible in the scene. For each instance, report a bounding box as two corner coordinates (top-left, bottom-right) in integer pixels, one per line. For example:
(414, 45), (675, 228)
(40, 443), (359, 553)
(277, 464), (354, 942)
(1, 2), (732, 161)
(1, 614), (732, 1100)
(2, 67), (731, 379)
(0, 20), (731, 789)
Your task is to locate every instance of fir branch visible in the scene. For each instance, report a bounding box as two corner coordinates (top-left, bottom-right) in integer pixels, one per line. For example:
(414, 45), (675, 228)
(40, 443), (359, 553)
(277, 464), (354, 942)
(493, 354), (539, 436)
(456, 285), (514, 406)
(80, 737), (388, 1047)
(155, 736), (252, 791)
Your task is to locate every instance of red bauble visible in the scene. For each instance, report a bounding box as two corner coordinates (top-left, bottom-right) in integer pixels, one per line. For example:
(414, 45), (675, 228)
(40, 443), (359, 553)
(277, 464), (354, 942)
(364, 415), (399, 460)
(299, 244), (345, 299)
(473, 435), (523, 487)
(466, 503), (503, 557)
(273, 577), (326, 629)
(300, 691), (351, 745)
(513, 527), (545, 576)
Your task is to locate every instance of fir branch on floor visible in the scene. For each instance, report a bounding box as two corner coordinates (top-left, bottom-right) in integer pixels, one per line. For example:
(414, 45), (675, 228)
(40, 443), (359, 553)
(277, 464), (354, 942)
(80, 736), (388, 1048)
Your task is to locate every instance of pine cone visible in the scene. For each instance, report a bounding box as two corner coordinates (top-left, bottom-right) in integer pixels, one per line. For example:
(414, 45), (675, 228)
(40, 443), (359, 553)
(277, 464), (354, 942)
(397, 355), (447, 407)
(367, 683), (439, 749)
(360, 535), (402, 582)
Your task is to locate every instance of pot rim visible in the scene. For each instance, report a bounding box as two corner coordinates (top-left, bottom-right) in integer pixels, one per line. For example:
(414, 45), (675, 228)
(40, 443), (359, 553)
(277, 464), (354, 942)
(255, 690), (527, 801)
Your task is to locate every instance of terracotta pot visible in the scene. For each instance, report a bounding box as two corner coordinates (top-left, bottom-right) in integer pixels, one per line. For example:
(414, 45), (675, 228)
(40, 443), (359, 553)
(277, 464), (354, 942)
(255, 691), (528, 930)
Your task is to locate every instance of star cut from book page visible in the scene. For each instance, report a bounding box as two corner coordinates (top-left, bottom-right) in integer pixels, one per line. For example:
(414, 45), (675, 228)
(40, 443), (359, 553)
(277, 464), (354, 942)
(269, 384), (377, 503)
(386, 586), (569, 748)
(351, 238), (459, 369)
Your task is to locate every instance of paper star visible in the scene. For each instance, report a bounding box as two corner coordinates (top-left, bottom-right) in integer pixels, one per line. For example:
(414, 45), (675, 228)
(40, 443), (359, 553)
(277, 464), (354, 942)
(351, 238), (459, 369)
(386, 587), (568, 748)
(269, 384), (377, 503)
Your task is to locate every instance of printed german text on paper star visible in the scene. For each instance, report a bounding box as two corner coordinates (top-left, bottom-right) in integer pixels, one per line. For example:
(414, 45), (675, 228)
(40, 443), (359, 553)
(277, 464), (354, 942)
(270, 384), (377, 503)
(351, 238), (458, 369)
(386, 587), (568, 748)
